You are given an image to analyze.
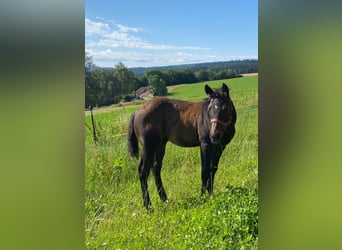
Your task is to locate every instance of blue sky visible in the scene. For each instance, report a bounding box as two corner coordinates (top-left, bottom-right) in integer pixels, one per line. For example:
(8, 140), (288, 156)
(85, 0), (258, 68)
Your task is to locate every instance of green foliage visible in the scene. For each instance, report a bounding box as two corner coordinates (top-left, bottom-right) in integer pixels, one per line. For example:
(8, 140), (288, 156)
(196, 69), (215, 82)
(171, 187), (258, 249)
(85, 76), (258, 249)
(147, 74), (168, 96)
(121, 94), (134, 102)
(85, 62), (137, 107)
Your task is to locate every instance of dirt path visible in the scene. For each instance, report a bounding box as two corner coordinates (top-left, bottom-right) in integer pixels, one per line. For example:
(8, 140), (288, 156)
(241, 73), (258, 77)
(167, 84), (184, 91)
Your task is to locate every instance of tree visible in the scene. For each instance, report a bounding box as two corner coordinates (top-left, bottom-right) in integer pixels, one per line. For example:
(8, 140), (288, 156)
(196, 69), (210, 82)
(215, 69), (237, 80)
(135, 74), (148, 88)
(85, 70), (97, 107)
(164, 69), (178, 85)
(182, 68), (197, 83)
(85, 53), (100, 107)
(114, 62), (136, 94)
(85, 52), (96, 71)
(147, 74), (167, 96)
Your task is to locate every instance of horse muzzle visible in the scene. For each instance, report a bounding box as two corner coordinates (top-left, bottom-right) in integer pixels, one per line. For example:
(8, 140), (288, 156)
(209, 120), (221, 144)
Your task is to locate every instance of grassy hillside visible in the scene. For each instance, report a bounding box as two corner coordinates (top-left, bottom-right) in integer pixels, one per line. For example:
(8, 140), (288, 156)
(85, 76), (258, 249)
(168, 76), (257, 101)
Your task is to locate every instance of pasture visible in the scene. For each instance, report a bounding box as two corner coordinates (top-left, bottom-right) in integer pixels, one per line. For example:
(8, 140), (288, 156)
(85, 76), (258, 249)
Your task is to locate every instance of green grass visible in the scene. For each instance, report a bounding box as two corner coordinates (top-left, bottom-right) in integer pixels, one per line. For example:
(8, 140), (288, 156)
(85, 76), (258, 249)
(168, 77), (257, 102)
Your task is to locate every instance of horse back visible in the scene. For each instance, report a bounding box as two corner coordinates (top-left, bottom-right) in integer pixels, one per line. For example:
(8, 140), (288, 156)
(134, 97), (206, 147)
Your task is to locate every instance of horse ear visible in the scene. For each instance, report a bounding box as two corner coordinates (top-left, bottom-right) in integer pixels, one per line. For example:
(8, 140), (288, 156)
(205, 85), (214, 97)
(222, 83), (229, 97)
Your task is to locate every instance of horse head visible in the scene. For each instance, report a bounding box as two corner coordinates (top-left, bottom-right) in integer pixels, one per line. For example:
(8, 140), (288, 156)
(205, 83), (233, 144)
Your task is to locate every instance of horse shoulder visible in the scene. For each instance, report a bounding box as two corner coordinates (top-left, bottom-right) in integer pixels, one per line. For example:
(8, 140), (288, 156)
(196, 101), (211, 142)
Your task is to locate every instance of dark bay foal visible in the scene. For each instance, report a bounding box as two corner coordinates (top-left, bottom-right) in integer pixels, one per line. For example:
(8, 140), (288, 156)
(127, 83), (236, 211)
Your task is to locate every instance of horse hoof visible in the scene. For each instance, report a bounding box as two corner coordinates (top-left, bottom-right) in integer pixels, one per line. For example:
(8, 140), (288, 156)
(147, 207), (154, 214)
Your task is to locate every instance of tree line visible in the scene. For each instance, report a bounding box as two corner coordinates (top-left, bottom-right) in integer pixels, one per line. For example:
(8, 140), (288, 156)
(85, 53), (257, 108)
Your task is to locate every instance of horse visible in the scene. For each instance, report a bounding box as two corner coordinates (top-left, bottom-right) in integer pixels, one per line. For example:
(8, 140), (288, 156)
(127, 83), (237, 211)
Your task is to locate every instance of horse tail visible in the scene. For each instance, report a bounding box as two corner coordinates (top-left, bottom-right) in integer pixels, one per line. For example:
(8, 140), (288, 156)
(127, 113), (139, 158)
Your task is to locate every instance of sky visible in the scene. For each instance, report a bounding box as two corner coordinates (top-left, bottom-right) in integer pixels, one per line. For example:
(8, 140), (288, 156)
(85, 0), (258, 68)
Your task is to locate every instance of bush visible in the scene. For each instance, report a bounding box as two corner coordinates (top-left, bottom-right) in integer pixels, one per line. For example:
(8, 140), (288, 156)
(147, 74), (168, 96)
(121, 94), (134, 102)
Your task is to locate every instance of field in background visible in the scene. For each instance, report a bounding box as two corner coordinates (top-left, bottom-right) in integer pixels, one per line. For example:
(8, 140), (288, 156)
(85, 76), (258, 249)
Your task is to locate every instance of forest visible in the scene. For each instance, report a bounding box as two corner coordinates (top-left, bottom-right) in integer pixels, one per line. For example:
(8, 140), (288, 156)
(85, 53), (257, 107)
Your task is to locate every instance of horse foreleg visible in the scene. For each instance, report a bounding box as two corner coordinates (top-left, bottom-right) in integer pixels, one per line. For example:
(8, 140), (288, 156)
(152, 143), (168, 203)
(207, 164), (221, 195)
(207, 146), (224, 194)
(200, 142), (212, 195)
(206, 167), (217, 195)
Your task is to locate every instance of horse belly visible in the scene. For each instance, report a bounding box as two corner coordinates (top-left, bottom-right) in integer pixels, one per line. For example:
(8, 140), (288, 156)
(168, 126), (200, 147)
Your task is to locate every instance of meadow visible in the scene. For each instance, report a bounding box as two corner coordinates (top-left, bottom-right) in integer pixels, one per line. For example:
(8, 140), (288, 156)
(85, 76), (258, 249)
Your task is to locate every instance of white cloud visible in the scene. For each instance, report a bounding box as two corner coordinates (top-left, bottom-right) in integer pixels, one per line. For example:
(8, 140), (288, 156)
(86, 48), (256, 68)
(85, 18), (210, 52)
(85, 17), (257, 67)
(85, 18), (110, 36)
(116, 24), (142, 33)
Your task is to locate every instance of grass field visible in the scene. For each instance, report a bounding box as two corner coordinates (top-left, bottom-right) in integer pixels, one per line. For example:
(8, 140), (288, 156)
(85, 76), (258, 249)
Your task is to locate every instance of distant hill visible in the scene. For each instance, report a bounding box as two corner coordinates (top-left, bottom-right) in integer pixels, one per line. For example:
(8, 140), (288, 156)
(100, 59), (258, 75)
(129, 59), (258, 75)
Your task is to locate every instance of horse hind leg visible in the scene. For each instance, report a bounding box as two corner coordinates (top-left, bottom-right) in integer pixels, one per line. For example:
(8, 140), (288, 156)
(152, 141), (168, 203)
(138, 149), (154, 211)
